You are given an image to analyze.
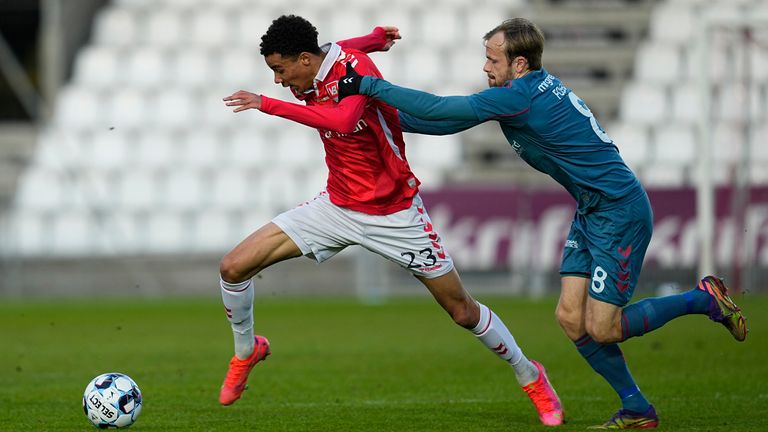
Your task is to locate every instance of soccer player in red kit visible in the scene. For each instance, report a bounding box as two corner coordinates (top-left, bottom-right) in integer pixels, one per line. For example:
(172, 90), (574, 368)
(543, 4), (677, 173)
(218, 15), (564, 426)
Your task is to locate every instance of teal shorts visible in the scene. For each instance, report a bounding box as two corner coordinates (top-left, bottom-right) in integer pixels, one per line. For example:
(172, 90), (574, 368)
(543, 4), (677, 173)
(560, 191), (653, 306)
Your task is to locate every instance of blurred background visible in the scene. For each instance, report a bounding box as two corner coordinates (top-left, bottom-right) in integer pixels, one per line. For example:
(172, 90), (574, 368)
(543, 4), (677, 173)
(0, 0), (766, 299)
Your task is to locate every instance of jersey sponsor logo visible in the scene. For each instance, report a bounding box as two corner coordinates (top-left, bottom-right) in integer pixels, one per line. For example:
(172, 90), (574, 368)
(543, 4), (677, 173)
(551, 84), (568, 100)
(565, 239), (579, 249)
(325, 81), (339, 99)
(511, 140), (523, 155)
(537, 74), (556, 92)
(322, 119), (368, 138)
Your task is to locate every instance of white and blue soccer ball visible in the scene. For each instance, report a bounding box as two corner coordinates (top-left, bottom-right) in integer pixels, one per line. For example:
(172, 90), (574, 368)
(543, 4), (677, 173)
(83, 372), (143, 429)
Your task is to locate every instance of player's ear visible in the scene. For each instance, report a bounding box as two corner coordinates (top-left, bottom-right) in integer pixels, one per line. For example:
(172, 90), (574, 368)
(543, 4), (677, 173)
(299, 52), (312, 66)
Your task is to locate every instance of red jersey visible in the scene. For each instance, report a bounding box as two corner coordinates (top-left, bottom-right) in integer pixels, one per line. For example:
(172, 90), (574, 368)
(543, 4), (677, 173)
(259, 43), (420, 215)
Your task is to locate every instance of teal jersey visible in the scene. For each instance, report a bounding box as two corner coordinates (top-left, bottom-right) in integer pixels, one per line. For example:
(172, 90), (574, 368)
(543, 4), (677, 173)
(361, 69), (642, 212)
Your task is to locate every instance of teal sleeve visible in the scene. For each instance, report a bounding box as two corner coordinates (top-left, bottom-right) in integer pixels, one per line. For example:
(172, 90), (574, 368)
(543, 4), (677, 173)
(360, 76), (480, 121)
(399, 112), (482, 135)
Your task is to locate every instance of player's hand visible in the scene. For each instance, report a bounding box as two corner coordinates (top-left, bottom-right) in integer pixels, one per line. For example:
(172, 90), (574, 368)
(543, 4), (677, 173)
(223, 90), (262, 112)
(378, 26), (401, 51)
(338, 63), (363, 100)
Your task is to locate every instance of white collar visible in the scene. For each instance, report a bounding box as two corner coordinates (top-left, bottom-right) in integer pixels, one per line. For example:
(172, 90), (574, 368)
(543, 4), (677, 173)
(315, 42), (341, 83)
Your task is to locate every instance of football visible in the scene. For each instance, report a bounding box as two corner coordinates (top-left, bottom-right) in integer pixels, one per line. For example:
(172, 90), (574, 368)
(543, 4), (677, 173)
(82, 373), (143, 429)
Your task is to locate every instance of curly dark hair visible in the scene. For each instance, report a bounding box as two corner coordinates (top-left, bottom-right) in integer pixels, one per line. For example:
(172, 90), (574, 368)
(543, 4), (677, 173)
(260, 15), (322, 58)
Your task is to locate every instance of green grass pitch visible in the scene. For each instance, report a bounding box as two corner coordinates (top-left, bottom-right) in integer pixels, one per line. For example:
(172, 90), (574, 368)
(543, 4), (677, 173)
(1, 294), (766, 431)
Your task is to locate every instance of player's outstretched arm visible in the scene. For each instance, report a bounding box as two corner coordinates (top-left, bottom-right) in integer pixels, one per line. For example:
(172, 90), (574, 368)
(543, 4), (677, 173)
(338, 64), (479, 122)
(224, 88), (368, 133)
(337, 26), (401, 54)
(399, 111), (482, 136)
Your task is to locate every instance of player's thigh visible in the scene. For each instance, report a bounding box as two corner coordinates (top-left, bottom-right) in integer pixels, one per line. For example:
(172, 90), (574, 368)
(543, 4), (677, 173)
(361, 194), (454, 278)
(557, 276), (590, 340)
(271, 191), (359, 263)
(585, 194), (653, 307)
(220, 222), (302, 282)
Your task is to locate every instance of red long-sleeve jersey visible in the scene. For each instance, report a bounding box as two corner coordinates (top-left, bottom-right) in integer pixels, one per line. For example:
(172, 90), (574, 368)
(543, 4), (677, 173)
(259, 43), (420, 215)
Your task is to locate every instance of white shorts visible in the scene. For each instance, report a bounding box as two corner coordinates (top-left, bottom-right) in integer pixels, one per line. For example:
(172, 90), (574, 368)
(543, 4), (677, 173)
(272, 191), (454, 278)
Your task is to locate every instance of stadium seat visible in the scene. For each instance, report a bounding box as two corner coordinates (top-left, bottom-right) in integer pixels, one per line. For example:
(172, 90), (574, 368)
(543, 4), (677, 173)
(6, 209), (50, 256)
(190, 209), (238, 253)
(229, 126), (273, 168)
(214, 49), (261, 89)
(151, 88), (200, 129)
(749, 123), (768, 161)
(295, 167), (329, 199)
(619, 83), (669, 125)
(13, 168), (68, 211)
(712, 122), (745, 165)
(418, 9), (463, 48)
(606, 122), (651, 169)
(689, 159), (731, 186)
(92, 8), (139, 47)
(327, 10), (371, 43)
(368, 9), (415, 41)
(75, 168), (121, 211)
(366, 50), (402, 83)
(124, 47), (169, 89)
(653, 124), (697, 165)
(642, 163), (686, 187)
(51, 210), (95, 256)
(402, 47), (442, 89)
(114, 168), (163, 211)
(258, 167), (303, 212)
(181, 128), (226, 169)
(164, 169), (207, 210)
(107, 88), (149, 131)
(144, 10), (184, 48)
(649, 4), (696, 45)
(407, 133), (462, 168)
(55, 86), (104, 131)
(634, 42), (685, 84)
(209, 170), (252, 210)
(188, 10), (232, 49)
(671, 83), (704, 124)
(33, 128), (88, 171)
(112, 0), (155, 10)
(749, 161), (768, 184)
(89, 130), (130, 170)
(716, 83), (761, 123)
(449, 44), (486, 89)
(72, 46), (122, 89)
(274, 127), (324, 168)
(144, 211), (189, 253)
(134, 129), (178, 169)
(172, 48), (213, 88)
(233, 9), (276, 48)
(466, 10), (504, 39)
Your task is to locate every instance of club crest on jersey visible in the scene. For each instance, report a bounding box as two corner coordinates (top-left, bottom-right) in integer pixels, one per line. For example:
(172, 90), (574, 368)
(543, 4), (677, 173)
(325, 81), (339, 101)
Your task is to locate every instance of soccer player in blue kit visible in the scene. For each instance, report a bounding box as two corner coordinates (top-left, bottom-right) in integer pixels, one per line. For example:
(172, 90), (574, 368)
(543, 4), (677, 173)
(338, 18), (748, 429)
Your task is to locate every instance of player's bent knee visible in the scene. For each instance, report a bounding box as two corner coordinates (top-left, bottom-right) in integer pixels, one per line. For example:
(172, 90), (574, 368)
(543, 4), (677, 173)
(585, 323), (619, 344)
(449, 301), (479, 329)
(555, 304), (583, 337)
(219, 255), (250, 284)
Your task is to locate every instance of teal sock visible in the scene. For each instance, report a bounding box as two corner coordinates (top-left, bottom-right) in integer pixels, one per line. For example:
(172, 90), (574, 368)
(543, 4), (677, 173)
(575, 334), (650, 413)
(620, 289), (712, 340)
